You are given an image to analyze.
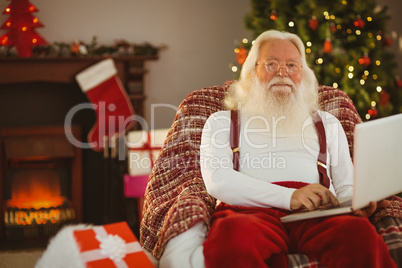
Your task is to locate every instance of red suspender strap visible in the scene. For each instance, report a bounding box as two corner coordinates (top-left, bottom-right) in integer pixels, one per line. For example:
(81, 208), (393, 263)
(312, 112), (330, 189)
(230, 110), (240, 171)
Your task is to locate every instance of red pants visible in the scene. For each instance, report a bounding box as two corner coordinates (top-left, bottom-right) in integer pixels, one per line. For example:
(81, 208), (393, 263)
(203, 204), (396, 268)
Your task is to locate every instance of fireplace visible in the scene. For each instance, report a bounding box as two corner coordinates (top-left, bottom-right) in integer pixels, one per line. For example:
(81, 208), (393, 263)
(0, 126), (82, 242)
(0, 56), (157, 247)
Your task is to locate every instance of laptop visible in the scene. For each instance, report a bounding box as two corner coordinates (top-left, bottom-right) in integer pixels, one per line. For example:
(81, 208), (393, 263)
(280, 113), (402, 223)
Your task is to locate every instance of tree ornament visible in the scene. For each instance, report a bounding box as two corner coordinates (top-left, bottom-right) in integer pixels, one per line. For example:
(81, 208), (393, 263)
(382, 36), (393, 47)
(379, 90), (390, 106)
(331, 22), (337, 32)
(396, 76), (402, 88)
(358, 53), (371, 67)
(368, 107), (378, 117)
(0, 0), (49, 57)
(236, 46), (248, 65)
(309, 16), (319, 30)
(323, 38), (332, 53)
(270, 10), (278, 21)
(353, 15), (365, 29)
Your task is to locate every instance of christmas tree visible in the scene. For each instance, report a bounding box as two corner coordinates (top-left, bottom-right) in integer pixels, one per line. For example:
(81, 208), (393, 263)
(0, 0), (48, 57)
(232, 0), (401, 120)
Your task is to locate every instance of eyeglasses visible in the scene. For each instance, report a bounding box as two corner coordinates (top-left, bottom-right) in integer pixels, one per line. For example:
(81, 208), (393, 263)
(257, 60), (302, 76)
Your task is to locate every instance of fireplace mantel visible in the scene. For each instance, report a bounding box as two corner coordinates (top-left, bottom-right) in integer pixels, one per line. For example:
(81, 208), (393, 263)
(0, 55), (158, 117)
(0, 55), (158, 84)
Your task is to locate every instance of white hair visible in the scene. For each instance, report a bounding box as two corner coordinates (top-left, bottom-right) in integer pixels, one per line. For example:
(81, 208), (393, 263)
(225, 30), (319, 112)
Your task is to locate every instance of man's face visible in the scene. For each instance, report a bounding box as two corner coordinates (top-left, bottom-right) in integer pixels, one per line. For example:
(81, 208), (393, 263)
(255, 39), (303, 92)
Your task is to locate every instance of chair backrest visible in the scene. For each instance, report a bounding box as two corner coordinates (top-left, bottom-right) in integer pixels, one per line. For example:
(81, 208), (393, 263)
(317, 85), (363, 158)
(140, 81), (362, 258)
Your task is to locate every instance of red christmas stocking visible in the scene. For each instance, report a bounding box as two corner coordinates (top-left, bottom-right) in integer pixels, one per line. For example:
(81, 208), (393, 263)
(76, 58), (135, 152)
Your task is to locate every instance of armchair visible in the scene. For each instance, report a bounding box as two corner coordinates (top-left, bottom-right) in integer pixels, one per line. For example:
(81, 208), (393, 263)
(140, 80), (402, 267)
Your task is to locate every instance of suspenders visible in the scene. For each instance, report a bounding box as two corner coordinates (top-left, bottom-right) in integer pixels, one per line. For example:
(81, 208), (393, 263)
(312, 112), (331, 189)
(229, 110), (330, 189)
(230, 110), (241, 172)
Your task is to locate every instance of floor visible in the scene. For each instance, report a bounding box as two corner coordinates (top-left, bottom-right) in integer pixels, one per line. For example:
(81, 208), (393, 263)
(0, 249), (44, 268)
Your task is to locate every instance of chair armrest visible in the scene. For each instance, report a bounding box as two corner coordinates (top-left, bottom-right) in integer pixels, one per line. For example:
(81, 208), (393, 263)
(370, 195), (402, 224)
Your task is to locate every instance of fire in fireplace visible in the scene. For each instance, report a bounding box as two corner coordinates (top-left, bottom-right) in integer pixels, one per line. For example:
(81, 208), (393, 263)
(4, 168), (76, 233)
(0, 126), (82, 241)
(7, 169), (67, 209)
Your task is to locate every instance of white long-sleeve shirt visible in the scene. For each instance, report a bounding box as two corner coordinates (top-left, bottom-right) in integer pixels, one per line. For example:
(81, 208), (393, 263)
(200, 110), (354, 211)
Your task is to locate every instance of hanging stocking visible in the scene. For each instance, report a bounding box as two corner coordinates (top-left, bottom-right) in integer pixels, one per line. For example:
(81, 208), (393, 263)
(75, 58), (135, 152)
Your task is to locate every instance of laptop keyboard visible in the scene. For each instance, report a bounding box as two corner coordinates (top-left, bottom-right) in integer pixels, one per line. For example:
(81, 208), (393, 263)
(339, 198), (352, 207)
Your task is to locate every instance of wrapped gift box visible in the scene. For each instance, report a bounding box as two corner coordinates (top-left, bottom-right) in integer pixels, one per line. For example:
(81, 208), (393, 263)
(125, 129), (168, 198)
(124, 174), (149, 198)
(73, 221), (154, 268)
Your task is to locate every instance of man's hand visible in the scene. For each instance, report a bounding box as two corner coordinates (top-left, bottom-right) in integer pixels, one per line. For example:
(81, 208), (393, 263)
(353, 200), (390, 217)
(290, 183), (339, 211)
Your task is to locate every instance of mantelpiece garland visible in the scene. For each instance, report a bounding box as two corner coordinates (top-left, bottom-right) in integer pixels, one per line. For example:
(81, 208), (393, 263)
(0, 36), (166, 58)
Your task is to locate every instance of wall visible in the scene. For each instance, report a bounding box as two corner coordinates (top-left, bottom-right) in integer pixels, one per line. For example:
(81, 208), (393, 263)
(0, 0), (401, 129)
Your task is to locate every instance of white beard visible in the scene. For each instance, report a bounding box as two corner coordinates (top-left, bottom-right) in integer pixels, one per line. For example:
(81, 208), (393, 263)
(240, 76), (315, 136)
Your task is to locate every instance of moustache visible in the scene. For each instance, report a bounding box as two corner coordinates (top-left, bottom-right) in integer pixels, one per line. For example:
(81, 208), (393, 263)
(267, 77), (296, 90)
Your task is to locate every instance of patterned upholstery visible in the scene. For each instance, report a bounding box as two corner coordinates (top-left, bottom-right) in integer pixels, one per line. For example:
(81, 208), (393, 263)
(317, 85), (362, 159)
(140, 80), (402, 266)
